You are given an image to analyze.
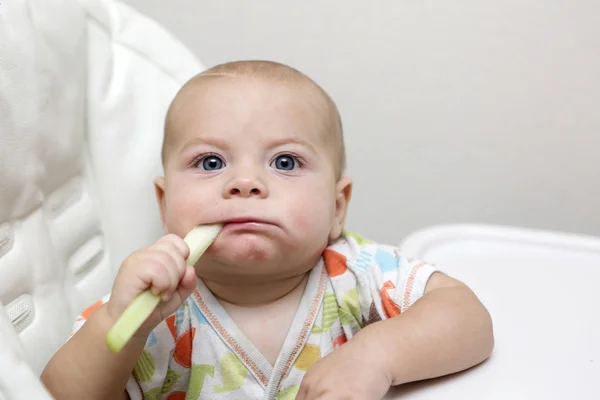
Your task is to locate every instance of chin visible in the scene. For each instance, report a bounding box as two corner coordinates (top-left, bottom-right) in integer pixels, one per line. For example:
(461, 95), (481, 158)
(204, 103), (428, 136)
(201, 252), (286, 284)
(213, 234), (281, 263)
(221, 250), (276, 265)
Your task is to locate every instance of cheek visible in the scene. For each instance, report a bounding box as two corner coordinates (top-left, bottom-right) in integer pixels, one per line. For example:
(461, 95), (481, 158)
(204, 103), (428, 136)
(288, 192), (335, 236)
(164, 195), (191, 235)
(163, 180), (214, 236)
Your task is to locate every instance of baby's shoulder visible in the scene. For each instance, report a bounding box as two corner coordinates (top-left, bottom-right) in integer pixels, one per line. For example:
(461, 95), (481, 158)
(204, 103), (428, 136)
(324, 230), (439, 319)
(325, 229), (409, 273)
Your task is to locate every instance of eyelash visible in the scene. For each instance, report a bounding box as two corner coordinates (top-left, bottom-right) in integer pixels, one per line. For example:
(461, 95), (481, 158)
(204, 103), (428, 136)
(191, 152), (223, 169)
(273, 153), (306, 169)
(190, 152), (307, 169)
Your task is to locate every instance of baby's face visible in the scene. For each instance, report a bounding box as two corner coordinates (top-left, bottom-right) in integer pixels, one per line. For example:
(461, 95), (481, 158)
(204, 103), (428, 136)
(155, 77), (350, 282)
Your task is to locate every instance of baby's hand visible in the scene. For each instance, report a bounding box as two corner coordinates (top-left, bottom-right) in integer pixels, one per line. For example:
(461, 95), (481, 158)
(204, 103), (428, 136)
(297, 336), (392, 400)
(105, 234), (197, 337)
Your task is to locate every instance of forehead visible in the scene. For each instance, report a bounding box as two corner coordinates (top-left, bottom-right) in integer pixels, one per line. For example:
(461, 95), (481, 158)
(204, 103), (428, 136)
(169, 77), (329, 146)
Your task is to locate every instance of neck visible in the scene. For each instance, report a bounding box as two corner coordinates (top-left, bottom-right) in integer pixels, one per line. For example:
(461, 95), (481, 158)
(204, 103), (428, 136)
(201, 273), (309, 306)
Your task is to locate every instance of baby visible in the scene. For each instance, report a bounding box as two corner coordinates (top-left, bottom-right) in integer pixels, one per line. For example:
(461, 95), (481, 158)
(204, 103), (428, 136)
(41, 60), (494, 399)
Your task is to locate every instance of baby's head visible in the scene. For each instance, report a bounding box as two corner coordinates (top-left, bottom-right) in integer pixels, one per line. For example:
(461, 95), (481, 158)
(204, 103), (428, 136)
(155, 60), (352, 284)
(162, 60), (346, 179)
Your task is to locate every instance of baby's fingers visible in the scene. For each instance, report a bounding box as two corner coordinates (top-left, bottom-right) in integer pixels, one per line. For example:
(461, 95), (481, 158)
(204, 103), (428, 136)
(152, 244), (187, 295)
(157, 234), (190, 260)
(142, 251), (180, 299)
(156, 266), (197, 318)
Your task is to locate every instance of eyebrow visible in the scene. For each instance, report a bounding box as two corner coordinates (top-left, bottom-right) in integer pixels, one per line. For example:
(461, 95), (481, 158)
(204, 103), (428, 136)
(265, 137), (318, 153)
(179, 135), (318, 154)
(179, 137), (230, 154)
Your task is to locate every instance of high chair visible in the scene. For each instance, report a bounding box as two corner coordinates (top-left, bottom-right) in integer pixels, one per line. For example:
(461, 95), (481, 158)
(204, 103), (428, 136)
(0, 0), (201, 397)
(1, 1), (599, 399)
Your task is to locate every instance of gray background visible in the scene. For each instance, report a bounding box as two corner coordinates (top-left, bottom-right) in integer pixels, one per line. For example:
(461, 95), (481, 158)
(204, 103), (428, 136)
(124, 0), (599, 244)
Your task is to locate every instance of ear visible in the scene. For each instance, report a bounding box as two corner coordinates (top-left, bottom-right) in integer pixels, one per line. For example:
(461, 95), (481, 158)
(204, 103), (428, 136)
(329, 176), (352, 240)
(154, 176), (168, 232)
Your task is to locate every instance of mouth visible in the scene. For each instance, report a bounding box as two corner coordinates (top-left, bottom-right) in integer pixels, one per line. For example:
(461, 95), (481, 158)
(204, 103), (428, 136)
(224, 217), (275, 225)
(221, 217), (278, 231)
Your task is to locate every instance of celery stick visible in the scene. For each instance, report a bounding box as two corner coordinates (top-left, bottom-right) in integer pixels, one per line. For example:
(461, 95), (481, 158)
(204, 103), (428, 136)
(184, 224), (222, 267)
(105, 224), (222, 353)
(105, 290), (160, 353)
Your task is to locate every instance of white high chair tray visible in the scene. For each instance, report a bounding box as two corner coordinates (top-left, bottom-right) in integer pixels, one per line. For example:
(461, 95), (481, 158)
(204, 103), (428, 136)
(382, 224), (600, 399)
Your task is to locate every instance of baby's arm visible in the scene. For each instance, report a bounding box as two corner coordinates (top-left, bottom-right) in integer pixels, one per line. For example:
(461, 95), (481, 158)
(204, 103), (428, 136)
(41, 234), (197, 400)
(356, 272), (494, 385)
(297, 272), (493, 399)
(41, 304), (140, 400)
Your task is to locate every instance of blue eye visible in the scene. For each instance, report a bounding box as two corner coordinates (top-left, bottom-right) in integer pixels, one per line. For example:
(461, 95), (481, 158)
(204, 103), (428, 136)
(271, 155), (298, 171)
(198, 155), (225, 171)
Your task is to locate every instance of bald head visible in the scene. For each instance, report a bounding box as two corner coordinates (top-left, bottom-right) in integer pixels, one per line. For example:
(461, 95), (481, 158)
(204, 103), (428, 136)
(162, 60), (346, 178)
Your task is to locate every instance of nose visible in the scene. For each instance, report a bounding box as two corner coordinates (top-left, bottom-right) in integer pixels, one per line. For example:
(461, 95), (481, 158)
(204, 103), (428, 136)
(223, 175), (268, 199)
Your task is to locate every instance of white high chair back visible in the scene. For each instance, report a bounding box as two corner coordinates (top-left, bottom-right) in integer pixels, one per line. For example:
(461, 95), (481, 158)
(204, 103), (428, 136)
(0, 0), (202, 397)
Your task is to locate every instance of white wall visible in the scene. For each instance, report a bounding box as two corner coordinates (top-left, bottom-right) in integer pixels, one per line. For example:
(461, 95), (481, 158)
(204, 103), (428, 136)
(124, 0), (600, 244)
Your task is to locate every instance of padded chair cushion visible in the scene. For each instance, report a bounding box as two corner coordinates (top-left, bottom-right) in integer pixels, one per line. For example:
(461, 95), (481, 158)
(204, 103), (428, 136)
(0, 0), (202, 381)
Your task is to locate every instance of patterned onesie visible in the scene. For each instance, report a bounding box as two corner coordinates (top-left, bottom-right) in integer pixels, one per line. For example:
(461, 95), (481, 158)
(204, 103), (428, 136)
(71, 231), (438, 399)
